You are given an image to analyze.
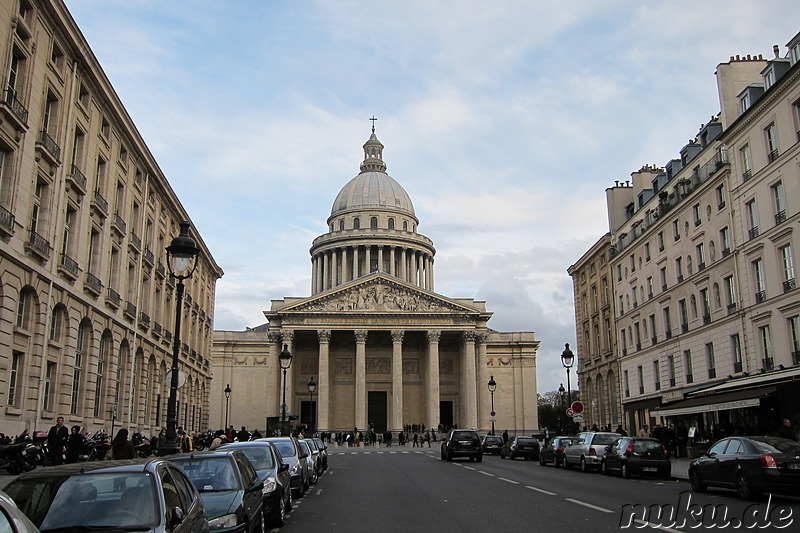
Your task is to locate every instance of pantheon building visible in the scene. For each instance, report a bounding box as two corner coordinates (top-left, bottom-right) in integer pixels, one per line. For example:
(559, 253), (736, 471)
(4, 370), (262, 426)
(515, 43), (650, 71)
(211, 130), (539, 435)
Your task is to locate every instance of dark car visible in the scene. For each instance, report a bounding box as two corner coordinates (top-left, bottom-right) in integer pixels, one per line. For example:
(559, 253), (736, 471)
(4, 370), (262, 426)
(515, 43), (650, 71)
(0, 491), (40, 532)
(539, 436), (573, 467)
(481, 435), (504, 455)
(563, 431), (620, 472)
(688, 436), (800, 500)
(441, 430), (482, 462)
(171, 450), (264, 532)
(500, 436), (540, 460)
(600, 437), (671, 479)
(259, 437), (311, 497)
(302, 438), (324, 478)
(3, 458), (209, 533)
(218, 441), (293, 527)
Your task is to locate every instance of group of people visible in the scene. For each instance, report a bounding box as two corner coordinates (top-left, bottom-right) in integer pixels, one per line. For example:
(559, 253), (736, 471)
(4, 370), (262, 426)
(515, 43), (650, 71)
(46, 416), (137, 464)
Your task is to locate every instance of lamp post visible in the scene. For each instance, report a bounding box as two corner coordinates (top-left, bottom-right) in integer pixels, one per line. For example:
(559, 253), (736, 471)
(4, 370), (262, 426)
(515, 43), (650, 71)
(558, 383), (566, 435)
(224, 384), (232, 431)
(307, 376), (317, 435)
(161, 221), (199, 455)
(487, 375), (497, 435)
(279, 344), (293, 436)
(561, 343), (575, 435)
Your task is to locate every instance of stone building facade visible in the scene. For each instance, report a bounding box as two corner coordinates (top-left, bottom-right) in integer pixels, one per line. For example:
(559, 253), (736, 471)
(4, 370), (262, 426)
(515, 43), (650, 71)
(0, 1), (222, 437)
(213, 131), (539, 435)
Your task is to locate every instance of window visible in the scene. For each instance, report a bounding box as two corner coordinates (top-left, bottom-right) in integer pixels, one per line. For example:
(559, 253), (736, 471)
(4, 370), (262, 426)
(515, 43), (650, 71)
(617, 264), (622, 282)
(724, 275), (737, 311)
(43, 361), (56, 411)
(764, 68), (775, 89)
(657, 231), (664, 252)
(753, 258), (766, 303)
(93, 334), (107, 417)
(634, 323), (641, 350)
(42, 91), (59, 139)
(663, 307), (672, 338)
(95, 155), (106, 192)
(601, 277), (609, 306)
(672, 219), (680, 241)
(353, 217), (360, 229)
(632, 287), (638, 309)
(693, 203), (701, 226)
(746, 200), (759, 239)
(370, 217), (378, 230)
(659, 267), (667, 292)
(679, 299), (688, 332)
(30, 180), (44, 234)
(780, 245), (795, 292)
(644, 242), (651, 262)
(100, 116), (110, 138)
(700, 288), (710, 324)
(630, 254), (635, 273)
(78, 83), (90, 107)
(765, 122), (779, 162)
(789, 316), (800, 364)
(696, 243), (706, 270)
(618, 295), (624, 316)
(716, 184), (727, 209)
(740, 92), (750, 114)
(740, 144), (752, 180)
(649, 314), (657, 344)
(667, 355), (676, 387)
(646, 277), (653, 299)
(759, 325), (773, 370)
(706, 343), (716, 379)
(773, 181), (786, 224)
(624, 370), (630, 397)
(690, 295), (697, 319)
(637, 365), (644, 394)
(675, 257), (683, 282)
(50, 41), (64, 71)
(731, 334), (743, 373)
(388, 218), (394, 230)
(72, 324), (87, 414)
(684, 350), (694, 383)
(653, 360), (661, 390)
(7, 351), (23, 406)
(720, 227), (731, 255)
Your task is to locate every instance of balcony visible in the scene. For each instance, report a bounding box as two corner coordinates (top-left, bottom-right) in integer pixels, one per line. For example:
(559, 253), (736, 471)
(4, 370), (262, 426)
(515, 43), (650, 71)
(702, 314), (711, 325)
(84, 272), (102, 297)
(66, 165), (87, 195)
(665, 330), (672, 339)
(57, 253), (79, 281)
(762, 357), (774, 371)
(742, 169), (753, 181)
(733, 361), (743, 373)
(775, 210), (787, 225)
(156, 260), (166, 278)
(636, 342), (642, 351)
(123, 301), (137, 320)
(152, 321), (162, 337)
(105, 288), (121, 309)
(698, 262), (706, 271)
(25, 230), (51, 261)
(784, 279), (796, 293)
(143, 246), (154, 267)
(768, 149), (779, 163)
(681, 323), (689, 333)
(722, 247), (731, 257)
(1, 89), (29, 130)
(749, 227), (759, 240)
(36, 130), (61, 165)
(139, 312), (150, 330)
(661, 284), (668, 292)
(677, 274), (684, 283)
(755, 290), (767, 304)
(0, 205), (15, 236)
(727, 302), (737, 314)
(669, 378), (676, 387)
(111, 212), (126, 237)
(621, 348), (627, 357)
(91, 189), (108, 218)
(718, 201), (726, 210)
(166, 275), (174, 289)
(163, 329), (173, 345)
(129, 231), (141, 252)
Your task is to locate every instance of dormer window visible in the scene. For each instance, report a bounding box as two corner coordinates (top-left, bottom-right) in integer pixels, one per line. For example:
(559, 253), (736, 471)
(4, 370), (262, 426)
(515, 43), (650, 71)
(740, 92), (750, 114)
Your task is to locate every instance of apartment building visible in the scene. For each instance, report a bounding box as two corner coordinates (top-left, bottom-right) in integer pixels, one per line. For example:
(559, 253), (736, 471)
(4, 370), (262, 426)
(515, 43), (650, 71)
(0, 0), (222, 437)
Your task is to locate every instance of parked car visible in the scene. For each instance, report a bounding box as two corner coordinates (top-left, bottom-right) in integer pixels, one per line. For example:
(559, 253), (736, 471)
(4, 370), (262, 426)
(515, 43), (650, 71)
(539, 436), (573, 467)
(0, 491), (41, 532)
(297, 440), (318, 486)
(311, 437), (328, 470)
(441, 430), (482, 462)
(3, 458), (209, 532)
(259, 437), (311, 497)
(500, 436), (540, 460)
(302, 438), (324, 478)
(218, 441), (293, 527)
(481, 435), (504, 455)
(600, 437), (671, 479)
(170, 450), (264, 532)
(688, 436), (800, 500)
(563, 431), (620, 472)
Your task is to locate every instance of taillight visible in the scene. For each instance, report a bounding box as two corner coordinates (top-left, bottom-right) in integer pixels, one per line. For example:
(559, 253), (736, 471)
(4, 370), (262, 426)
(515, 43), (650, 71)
(556, 447), (563, 453)
(588, 447), (597, 456)
(661, 445), (668, 456)
(625, 442), (635, 457)
(760, 455), (777, 469)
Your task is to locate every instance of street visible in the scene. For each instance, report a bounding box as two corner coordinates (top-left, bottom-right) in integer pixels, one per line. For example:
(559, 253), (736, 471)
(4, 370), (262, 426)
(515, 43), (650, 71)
(277, 445), (800, 532)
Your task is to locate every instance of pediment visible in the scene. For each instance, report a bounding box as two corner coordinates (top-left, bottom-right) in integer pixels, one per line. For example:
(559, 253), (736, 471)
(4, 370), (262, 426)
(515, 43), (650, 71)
(280, 274), (480, 315)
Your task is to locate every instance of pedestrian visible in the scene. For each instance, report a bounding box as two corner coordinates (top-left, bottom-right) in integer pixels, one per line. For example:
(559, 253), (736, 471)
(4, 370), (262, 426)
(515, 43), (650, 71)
(675, 422), (689, 458)
(502, 429), (509, 443)
(615, 425), (627, 436)
(237, 426), (251, 442)
(109, 428), (135, 460)
(398, 432), (406, 446)
(252, 428), (262, 439)
(413, 433), (419, 447)
(426, 430), (432, 447)
(778, 419), (797, 441)
(65, 425), (83, 463)
(637, 424), (649, 437)
(47, 416), (69, 465)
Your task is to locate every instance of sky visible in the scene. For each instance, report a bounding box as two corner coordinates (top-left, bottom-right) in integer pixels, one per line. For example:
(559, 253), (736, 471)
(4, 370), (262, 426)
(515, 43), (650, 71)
(63, 0), (799, 396)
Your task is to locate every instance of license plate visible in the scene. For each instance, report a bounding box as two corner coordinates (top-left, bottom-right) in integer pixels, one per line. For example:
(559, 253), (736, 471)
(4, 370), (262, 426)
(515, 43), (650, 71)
(787, 463), (800, 470)
(521, 446), (531, 450)
(643, 467), (657, 472)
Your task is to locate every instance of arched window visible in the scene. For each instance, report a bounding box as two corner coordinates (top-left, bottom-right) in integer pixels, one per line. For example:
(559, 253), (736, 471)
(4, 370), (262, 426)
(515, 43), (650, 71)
(94, 330), (113, 418)
(72, 320), (92, 415)
(16, 286), (36, 329)
(388, 218), (395, 230)
(597, 376), (606, 426)
(370, 217), (378, 229)
(339, 220), (344, 231)
(49, 304), (68, 343)
(353, 218), (360, 229)
(402, 221), (408, 231)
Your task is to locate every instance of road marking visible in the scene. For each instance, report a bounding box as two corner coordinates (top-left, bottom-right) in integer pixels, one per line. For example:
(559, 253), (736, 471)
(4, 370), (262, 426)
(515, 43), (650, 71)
(633, 519), (683, 533)
(498, 477), (519, 485)
(464, 466), (476, 471)
(525, 485), (556, 495)
(565, 498), (613, 514)
(478, 471), (495, 477)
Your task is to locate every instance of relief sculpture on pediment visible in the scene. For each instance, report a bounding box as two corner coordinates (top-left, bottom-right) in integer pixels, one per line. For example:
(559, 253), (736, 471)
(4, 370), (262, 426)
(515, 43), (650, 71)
(295, 281), (458, 313)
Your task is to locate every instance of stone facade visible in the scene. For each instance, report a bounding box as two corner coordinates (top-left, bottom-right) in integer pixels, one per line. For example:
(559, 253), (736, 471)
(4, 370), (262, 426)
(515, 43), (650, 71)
(212, 131), (539, 435)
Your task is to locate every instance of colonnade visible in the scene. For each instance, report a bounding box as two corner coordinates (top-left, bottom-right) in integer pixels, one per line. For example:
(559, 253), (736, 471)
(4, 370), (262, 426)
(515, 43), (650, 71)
(311, 245), (434, 294)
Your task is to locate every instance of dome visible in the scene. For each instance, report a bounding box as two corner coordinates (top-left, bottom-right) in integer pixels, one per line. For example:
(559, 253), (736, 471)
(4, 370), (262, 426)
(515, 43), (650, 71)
(330, 131), (416, 217)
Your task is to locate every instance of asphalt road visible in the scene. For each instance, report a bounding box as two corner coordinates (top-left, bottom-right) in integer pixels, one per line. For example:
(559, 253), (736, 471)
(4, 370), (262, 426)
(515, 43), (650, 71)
(277, 445), (800, 533)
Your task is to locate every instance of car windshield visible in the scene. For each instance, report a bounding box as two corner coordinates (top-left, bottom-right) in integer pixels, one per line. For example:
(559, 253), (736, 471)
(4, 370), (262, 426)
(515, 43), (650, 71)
(298, 441), (310, 455)
(634, 440), (663, 453)
(5, 472), (157, 530)
(268, 440), (297, 458)
(592, 434), (619, 446)
(236, 447), (275, 471)
(516, 438), (537, 445)
(453, 431), (477, 440)
(750, 437), (800, 454)
(484, 437), (502, 444)
(173, 456), (240, 492)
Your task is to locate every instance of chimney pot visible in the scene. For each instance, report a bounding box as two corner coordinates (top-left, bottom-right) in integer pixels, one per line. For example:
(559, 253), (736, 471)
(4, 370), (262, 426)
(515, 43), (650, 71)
(773, 45), (780, 58)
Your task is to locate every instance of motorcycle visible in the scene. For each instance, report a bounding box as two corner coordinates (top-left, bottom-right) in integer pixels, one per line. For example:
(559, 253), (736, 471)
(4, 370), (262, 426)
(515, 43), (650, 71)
(131, 432), (152, 457)
(0, 431), (43, 474)
(86, 430), (111, 461)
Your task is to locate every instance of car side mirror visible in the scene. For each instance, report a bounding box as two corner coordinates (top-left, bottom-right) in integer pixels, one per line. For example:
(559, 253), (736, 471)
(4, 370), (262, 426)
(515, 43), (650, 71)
(169, 507), (185, 528)
(250, 480), (264, 492)
(280, 463), (290, 472)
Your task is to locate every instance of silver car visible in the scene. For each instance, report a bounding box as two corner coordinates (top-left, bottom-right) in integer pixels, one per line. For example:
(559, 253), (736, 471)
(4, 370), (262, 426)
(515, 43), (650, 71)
(259, 437), (310, 497)
(563, 432), (620, 472)
(297, 440), (318, 486)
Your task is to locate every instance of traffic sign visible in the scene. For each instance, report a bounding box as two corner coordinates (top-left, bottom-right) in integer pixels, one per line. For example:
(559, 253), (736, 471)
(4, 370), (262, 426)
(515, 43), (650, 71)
(490, 411), (496, 417)
(571, 401), (584, 414)
(566, 408), (574, 417)
(573, 413), (584, 424)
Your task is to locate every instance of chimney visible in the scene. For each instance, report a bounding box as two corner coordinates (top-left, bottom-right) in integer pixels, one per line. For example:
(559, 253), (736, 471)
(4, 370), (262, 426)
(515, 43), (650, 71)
(774, 45), (780, 58)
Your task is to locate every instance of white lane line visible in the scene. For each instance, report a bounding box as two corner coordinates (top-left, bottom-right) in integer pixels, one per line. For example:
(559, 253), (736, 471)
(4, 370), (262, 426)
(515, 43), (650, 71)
(565, 498), (614, 514)
(464, 466), (476, 471)
(633, 519), (683, 533)
(498, 477), (519, 485)
(525, 485), (556, 495)
(478, 471), (495, 477)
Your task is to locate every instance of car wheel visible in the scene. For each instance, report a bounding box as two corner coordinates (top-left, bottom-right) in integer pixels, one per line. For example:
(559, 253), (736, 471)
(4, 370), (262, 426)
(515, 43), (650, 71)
(621, 463), (631, 479)
(509, 452), (515, 460)
(476, 454), (482, 463)
(736, 472), (760, 501)
(580, 457), (589, 473)
(285, 488), (293, 513)
(601, 460), (609, 476)
(272, 498), (286, 528)
(662, 468), (671, 481)
(446, 451), (452, 462)
(539, 455), (546, 466)
(562, 456), (569, 469)
(689, 468), (707, 492)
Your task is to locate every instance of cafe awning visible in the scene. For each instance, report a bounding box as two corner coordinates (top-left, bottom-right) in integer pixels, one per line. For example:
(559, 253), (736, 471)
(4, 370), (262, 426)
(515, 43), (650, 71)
(650, 385), (776, 417)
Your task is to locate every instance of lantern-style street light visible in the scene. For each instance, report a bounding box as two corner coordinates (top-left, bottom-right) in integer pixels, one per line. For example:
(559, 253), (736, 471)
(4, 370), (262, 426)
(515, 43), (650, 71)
(224, 384), (232, 430)
(561, 343), (575, 435)
(279, 344), (293, 436)
(487, 375), (497, 436)
(307, 376), (317, 435)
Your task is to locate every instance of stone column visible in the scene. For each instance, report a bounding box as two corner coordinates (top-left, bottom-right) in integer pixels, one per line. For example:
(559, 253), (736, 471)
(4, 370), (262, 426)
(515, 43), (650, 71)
(267, 332), (282, 420)
(400, 248), (407, 281)
(427, 330), (441, 430)
(428, 256), (434, 291)
(281, 330), (295, 424)
(389, 246), (396, 276)
(317, 330), (331, 432)
(311, 255), (317, 294)
(322, 252), (330, 291)
(331, 248), (338, 288)
(352, 246), (359, 280)
(391, 330), (404, 432)
(354, 330), (368, 430)
(366, 246), (372, 274)
(378, 246), (384, 272)
(476, 333), (488, 431)
(462, 332), (478, 429)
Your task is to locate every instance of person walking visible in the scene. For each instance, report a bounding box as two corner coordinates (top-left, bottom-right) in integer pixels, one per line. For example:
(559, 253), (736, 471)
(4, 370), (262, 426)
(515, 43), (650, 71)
(47, 416), (69, 465)
(412, 433), (419, 447)
(109, 428), (135, 460)
(778, 419), (797, 441)
(65, 425), (83, 463)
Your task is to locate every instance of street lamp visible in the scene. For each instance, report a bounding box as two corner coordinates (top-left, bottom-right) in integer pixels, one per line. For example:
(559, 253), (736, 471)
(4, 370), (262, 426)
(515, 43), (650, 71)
(279, 344), (293, 436)
(307, 376), (317, 435)
(558, 383), (566, 435)
(561, 343), (575, 435)
(487, 375), (497, 435)
(224, 384), (232, 431)
(161, 221), (200, 455)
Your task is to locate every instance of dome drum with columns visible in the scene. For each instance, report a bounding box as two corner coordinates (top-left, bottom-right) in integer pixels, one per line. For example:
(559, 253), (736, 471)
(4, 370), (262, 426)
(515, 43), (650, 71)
(211, 127), (539, 436)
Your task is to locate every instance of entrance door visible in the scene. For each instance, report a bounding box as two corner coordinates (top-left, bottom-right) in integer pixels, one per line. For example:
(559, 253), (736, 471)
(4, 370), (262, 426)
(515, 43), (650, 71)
(368, 391), (388, 433)
(440, 401), (453, 429)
